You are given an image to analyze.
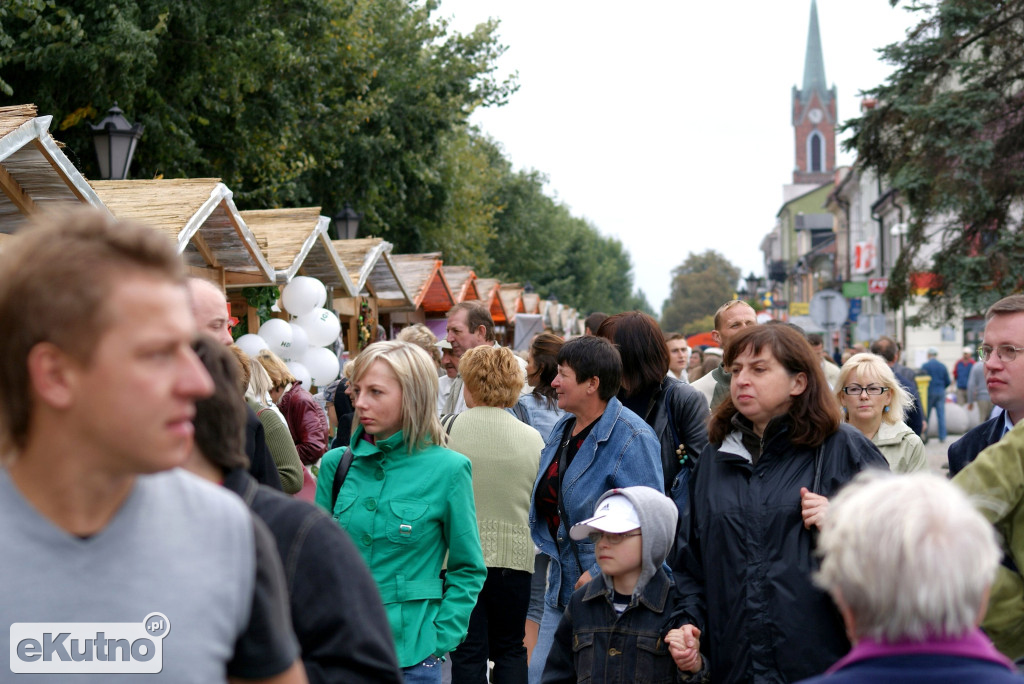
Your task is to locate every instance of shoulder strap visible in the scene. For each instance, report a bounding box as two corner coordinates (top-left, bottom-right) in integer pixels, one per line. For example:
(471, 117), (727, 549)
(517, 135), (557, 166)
(811, 441), (824, 494)
(330, 448), (355, 509)
(440, 412), (460, 434)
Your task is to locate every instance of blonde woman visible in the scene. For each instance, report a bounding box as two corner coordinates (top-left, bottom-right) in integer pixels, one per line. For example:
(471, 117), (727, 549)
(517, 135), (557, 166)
(315, 341), (486, 682)
(246, 358), (303, 494)
(836, 352), (927, 473)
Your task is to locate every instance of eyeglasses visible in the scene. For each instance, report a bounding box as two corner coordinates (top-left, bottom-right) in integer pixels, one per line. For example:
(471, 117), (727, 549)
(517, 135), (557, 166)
(979, 345), (1024, 363)
(841, 385), (889, 396)
(587, 530), (642, 545)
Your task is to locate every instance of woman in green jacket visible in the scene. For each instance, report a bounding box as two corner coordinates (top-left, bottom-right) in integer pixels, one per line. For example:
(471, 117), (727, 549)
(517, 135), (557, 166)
(316, 341), (486, 683)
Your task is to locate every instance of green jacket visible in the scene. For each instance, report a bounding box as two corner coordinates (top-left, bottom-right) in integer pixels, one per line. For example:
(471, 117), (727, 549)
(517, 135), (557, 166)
(315, 427), (486, 667)
(952, 420), (1024, 659)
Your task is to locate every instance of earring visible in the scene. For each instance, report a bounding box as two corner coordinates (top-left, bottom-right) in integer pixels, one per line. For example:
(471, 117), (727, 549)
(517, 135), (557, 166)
(883, 406), (890, 413)
(841, 406), (847, 415)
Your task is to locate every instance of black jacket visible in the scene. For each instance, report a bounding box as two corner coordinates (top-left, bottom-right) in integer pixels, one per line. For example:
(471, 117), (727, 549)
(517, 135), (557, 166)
(223, 469), (402, 684)
(948, 415), (1005, 476)
(644, 377), (711, 494)
(673, 420), (888, 684)
(893, 369), (924, 436)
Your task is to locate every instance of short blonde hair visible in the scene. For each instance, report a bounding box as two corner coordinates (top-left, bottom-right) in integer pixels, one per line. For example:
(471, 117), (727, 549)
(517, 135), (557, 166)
(350, 341), (444, 450)
(459, 345), (522, 408)
(836, 353), (911, 424)
(397, 323), (440, 365)
(255, 349), (295, 390)
(227, 344), (251, 392)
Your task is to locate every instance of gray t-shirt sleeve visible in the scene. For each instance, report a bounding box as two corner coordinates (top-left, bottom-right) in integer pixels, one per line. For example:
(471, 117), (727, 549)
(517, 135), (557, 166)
(227, 514), (300, 679)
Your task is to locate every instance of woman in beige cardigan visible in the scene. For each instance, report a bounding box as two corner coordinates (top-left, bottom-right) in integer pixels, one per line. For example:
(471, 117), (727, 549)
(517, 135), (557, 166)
(446, 345), (544, 684)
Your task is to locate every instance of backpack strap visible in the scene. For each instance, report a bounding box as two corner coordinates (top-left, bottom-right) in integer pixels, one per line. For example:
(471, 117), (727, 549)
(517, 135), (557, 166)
(440, 413), (459, 434)
(330, 448), (355, 509)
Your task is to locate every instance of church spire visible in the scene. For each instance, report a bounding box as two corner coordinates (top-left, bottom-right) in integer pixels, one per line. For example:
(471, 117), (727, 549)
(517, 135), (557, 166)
(800, 0), (829, 103)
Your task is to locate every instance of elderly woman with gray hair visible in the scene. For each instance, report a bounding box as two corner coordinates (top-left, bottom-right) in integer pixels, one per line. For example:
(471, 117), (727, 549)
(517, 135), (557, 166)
(795, 471), (1015, 683)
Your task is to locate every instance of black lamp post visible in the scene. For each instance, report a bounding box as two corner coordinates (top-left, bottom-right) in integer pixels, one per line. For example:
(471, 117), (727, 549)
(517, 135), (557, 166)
(333, 204), (362, 240)
(89, 104), (144, 180)
(745, 272), (760, 298)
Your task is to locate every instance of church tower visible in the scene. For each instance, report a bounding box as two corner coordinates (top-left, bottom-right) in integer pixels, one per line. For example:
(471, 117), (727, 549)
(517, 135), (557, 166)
(792, 0), (836, 185)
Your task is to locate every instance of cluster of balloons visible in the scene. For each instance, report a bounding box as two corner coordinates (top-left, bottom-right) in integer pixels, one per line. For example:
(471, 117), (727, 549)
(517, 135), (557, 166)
(235, 276), (342, 388)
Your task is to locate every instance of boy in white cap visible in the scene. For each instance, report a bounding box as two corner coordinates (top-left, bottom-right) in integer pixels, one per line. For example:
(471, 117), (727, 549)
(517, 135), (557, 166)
(541, 486), (706, 683)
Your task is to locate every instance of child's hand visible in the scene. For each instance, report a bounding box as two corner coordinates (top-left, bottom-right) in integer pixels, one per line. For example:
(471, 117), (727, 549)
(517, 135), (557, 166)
(666, 625), (702, 673)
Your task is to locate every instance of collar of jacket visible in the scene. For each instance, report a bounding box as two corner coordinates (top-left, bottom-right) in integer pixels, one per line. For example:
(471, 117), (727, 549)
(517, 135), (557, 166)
(222, 467), (260, 506)
(349, 425), (408, 456)
(581, 565), (672, 613)
(720, 413), (792, 463)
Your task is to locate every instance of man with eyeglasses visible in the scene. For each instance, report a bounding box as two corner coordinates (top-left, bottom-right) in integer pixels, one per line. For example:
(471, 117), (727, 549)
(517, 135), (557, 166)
(948, 295), (1024, 476)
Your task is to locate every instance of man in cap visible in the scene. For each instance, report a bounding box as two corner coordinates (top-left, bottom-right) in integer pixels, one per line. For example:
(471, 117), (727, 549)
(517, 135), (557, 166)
(954, 345), (976, 406)
(921, 347), (951, 442)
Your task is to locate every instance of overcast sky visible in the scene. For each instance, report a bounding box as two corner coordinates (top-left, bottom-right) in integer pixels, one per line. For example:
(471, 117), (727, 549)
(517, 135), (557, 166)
(438, 0), (920, 314)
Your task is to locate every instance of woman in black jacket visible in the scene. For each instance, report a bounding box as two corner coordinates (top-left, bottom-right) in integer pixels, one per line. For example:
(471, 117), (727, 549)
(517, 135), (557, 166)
(596, 312), (709, 495)
(671, 324), (888, 684)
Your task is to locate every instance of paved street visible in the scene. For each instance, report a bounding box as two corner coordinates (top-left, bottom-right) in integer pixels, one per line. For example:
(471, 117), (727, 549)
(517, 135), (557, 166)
(922, 431), (958, 476)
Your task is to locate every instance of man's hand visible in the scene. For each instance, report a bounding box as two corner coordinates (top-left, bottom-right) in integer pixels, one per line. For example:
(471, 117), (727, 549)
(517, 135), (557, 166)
(800, 487), (829, 531)
(666, 625), (702, 673)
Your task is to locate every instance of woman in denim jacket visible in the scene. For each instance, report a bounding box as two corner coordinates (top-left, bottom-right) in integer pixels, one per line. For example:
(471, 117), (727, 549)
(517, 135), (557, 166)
(527, 336), (663, 683)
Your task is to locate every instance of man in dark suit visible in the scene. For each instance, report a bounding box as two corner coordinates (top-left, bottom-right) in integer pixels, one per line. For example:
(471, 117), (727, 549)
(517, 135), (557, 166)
(948, 295), (1024, 476)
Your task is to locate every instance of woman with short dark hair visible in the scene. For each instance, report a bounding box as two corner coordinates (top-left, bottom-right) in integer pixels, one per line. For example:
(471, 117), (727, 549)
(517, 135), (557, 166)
(672, 324), (888, 683)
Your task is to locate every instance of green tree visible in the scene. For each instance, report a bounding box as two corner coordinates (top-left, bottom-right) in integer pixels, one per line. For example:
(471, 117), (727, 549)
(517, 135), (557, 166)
(0, 0), (515, 250)
(661, 250), (740, 333)
(846, 0), (1024, 321)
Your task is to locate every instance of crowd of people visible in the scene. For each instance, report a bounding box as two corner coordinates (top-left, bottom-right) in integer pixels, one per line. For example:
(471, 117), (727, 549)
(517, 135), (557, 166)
(7, 209), (1024, 684)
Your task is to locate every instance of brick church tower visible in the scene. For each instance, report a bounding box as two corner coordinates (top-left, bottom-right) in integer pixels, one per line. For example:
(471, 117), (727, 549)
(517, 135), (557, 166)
(792, 0), (836, 185)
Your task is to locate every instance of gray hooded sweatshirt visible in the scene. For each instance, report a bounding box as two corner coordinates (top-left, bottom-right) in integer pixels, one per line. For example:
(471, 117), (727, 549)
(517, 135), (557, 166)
(592, 486), (678, 598)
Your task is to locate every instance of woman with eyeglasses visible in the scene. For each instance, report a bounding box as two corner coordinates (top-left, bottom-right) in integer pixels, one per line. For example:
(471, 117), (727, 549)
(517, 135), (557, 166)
(671, 325), (888, 683)
(836, 353), (927, 473)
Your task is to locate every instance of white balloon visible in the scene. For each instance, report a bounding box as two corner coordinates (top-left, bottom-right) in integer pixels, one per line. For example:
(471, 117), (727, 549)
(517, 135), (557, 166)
(303, 347), (340, 387)
(314, 284), (328, 309)
(286, 361), (312, 390)
(281, 277), (325, 317)
(286, 322), (309, 362)
(257, 318), (293, 356)
(235, 333), (269, 357)
(295, 307), (341, 347)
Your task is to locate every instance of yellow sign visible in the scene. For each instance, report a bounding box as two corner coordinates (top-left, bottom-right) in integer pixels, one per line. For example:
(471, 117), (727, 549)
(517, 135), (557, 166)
(789, 301), (810, 316)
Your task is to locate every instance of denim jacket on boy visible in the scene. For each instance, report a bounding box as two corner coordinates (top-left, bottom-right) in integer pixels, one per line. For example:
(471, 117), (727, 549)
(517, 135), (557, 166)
(529, 397), (663, 610)
(541, 568), (704, 684)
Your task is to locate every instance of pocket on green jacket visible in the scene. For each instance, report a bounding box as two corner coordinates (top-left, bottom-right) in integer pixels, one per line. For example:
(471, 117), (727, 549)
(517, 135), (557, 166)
(386, 498), (430, 544)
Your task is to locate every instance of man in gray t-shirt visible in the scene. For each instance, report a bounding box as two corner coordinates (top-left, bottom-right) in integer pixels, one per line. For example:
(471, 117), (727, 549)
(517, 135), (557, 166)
(0, 210), (304, 683)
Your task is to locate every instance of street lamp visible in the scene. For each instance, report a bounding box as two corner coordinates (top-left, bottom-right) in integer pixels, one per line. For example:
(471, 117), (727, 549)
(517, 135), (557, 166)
(332, 204), (362, 240)
(745, 272), (760, 298)
(90, 104), (144, 180)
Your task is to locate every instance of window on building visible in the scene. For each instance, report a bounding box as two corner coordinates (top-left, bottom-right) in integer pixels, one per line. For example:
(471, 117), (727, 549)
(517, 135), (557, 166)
(807, 131), (824, 173)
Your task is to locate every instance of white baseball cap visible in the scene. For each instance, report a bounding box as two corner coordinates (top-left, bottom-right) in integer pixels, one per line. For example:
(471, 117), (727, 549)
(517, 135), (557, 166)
(570, 494), (640, 540)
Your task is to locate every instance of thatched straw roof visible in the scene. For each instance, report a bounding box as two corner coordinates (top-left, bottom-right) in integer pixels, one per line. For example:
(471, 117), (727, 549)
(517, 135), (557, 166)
(391, 253), (455, 314)
(442, 265), (479, 302)
(91, 179), (275, 287)
(332, 238), (412, 308)
(499, 283), (524, 323)
(474, 277), (508, 324)
(0, 104), (103, 232)
(239, 207), (336, 286)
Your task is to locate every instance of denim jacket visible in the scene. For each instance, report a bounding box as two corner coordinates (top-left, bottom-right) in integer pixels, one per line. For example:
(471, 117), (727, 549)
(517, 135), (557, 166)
(541, 569), (694, 684)
(530, 397), (663, 609)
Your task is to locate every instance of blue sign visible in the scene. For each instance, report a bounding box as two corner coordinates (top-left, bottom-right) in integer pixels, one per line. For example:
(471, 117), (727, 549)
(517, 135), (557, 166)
(848, 298), (862, 323)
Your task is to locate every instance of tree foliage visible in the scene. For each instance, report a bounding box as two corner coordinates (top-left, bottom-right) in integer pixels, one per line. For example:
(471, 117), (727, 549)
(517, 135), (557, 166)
(845, 0), (1024, 321)
(660, 250), (740, 333)
(0, 0), (649, 313)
